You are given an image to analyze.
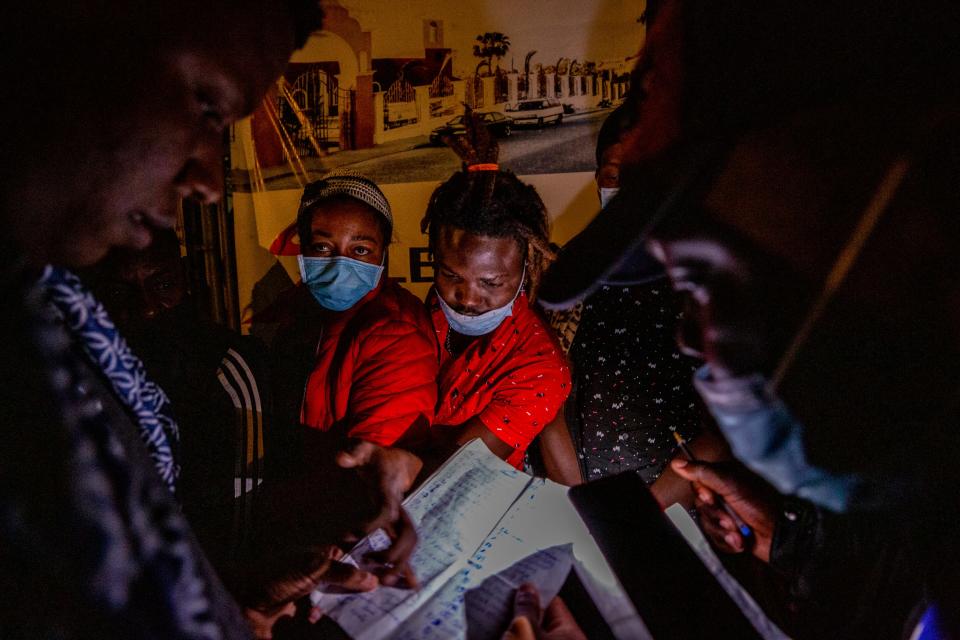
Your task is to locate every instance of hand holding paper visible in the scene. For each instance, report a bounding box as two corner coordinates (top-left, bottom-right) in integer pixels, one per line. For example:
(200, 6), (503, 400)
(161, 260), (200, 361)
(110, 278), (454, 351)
(500, 583), (587, 640)
(241, 544), (378, 639)
(337, 440), (424, 585)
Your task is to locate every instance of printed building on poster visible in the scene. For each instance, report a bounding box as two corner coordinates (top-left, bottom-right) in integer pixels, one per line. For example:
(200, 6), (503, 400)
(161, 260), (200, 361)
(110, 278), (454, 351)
(248, 0), (639, 168)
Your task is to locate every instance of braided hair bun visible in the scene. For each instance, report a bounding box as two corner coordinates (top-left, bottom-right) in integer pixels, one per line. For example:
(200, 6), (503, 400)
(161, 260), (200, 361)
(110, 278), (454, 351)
(421, 106), (555, 299)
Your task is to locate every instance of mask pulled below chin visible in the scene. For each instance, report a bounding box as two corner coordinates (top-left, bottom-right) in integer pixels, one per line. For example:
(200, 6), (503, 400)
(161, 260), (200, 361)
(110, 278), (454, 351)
(438, 266), (525, 337)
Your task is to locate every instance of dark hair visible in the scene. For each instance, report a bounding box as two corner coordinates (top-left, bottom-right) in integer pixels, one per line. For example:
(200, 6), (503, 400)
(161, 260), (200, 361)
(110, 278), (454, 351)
(421, 107), (553, 298)
(595, 104), (634, 168)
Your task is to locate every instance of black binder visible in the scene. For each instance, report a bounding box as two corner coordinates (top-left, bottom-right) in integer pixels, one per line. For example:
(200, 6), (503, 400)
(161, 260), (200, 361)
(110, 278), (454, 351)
(568, 472), (764, 639)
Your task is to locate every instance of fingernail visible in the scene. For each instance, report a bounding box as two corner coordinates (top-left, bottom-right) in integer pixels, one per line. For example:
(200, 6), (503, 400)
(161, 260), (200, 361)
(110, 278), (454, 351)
(725, 533), (739, 548)
(516, 589), (536, 605)
(673, 459), (687, 468)
(698, 489), (711, 503)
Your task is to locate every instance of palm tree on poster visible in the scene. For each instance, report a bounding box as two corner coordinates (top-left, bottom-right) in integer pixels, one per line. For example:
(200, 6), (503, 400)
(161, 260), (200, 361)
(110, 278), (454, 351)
(473, 32), (511, 77)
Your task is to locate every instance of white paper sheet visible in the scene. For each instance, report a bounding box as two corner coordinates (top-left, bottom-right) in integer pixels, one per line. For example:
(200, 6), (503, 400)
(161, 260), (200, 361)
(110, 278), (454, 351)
(464, 544), (574, 640)
(313, 440), (646, 640)
(313, 440), (532, 640)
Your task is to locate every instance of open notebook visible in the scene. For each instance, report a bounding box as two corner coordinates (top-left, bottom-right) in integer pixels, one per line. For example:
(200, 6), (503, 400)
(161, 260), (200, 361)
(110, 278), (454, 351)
(312, 439), (786, 640)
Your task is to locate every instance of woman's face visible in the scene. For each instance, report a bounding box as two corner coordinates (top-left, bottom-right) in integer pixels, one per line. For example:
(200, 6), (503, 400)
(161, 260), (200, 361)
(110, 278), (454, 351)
(434, 226), (524, 315)
(302, 199), (386, 265)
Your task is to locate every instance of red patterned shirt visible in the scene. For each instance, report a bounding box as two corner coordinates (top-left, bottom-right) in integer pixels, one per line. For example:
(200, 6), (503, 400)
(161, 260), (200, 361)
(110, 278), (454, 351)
(429, 290), (571, 468)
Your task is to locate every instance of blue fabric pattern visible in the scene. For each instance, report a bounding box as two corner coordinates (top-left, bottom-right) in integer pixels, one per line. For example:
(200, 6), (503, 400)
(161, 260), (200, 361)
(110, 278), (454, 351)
(41, 265), (181, 492)
(1, 263), (232, 638)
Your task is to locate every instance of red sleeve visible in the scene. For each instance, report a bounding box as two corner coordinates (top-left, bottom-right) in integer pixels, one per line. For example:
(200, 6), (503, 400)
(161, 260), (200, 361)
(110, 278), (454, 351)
(346, 319), (439, 446)
(476, 342), (571, 463)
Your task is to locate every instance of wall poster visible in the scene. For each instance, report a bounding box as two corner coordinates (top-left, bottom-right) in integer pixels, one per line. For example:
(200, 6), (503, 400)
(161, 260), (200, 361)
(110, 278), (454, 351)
(230, 0), (646, 332)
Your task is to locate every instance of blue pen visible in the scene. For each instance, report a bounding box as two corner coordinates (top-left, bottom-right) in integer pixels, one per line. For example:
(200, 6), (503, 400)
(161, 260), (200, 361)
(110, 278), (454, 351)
(673, 431), (753, 539)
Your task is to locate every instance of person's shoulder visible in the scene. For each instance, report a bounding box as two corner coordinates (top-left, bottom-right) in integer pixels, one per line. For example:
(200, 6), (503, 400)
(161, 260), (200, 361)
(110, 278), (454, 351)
(354, 281), (434, 340)
(252, 283), (312, 327)
(495, 303), (569, 375)
(356, 281), (426, 322)
(487, 304), (570, 393)
(206, 326), (268, 406)
(380, 279), (430, 315)
(221, 332), (268, 371)
(515, 303), (565, 350)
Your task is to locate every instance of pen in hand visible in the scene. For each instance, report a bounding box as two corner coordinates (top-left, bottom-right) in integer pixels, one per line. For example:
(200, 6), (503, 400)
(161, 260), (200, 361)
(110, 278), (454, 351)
(673, 431), (753, 539)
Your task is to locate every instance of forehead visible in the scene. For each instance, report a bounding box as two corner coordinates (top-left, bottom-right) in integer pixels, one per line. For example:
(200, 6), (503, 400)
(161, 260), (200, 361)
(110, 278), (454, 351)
(309, 200), (384, 235)
(162, 3), (294, 113)
(436, 227), (521, 272)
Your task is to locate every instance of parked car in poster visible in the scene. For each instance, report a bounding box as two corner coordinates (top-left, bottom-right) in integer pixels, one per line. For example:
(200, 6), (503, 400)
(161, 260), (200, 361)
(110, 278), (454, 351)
(505, 98), (564, 126)
(429, 111), (514, 145)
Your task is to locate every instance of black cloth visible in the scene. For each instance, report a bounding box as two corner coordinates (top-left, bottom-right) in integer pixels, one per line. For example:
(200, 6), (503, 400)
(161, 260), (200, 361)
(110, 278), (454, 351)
(124, 303), (270, 570)
(263, 286), (326, 480)
(767, 497), (923, 639)
(566, 280), (702, 483)
(0, 258), (251, 639)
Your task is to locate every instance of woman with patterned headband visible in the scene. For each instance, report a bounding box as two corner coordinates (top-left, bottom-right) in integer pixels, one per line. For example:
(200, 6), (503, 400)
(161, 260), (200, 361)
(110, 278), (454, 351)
(270, 171), (437, 475)
(420, 110), (571, 470)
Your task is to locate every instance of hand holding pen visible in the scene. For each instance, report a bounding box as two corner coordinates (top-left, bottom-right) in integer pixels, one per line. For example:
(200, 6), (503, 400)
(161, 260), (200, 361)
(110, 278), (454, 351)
(673, 432), (752, 539)
(670, 432), (778, 563)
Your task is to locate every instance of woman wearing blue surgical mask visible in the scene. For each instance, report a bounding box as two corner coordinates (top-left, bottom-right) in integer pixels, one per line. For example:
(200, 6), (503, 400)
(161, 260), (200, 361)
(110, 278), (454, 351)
(420, 109), (571, 470)
(270, 172), (438, 466)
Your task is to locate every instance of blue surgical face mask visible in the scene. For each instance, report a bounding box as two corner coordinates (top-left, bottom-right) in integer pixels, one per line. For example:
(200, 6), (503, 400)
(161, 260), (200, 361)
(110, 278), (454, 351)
(693, 365), (861, 512)
(298, 254), (383, 312)
(599, 187), (619, 209)
(438, 266), (525, 337)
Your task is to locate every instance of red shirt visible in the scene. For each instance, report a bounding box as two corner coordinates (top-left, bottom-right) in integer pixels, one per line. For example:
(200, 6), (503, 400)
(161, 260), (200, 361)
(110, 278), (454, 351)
(429, 290), (571, 468)
(300, 280), (438, 445)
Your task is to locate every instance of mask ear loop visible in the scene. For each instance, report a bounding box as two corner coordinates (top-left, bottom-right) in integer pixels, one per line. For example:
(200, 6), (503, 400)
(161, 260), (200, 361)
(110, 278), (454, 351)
(769, 157), (912, 392)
